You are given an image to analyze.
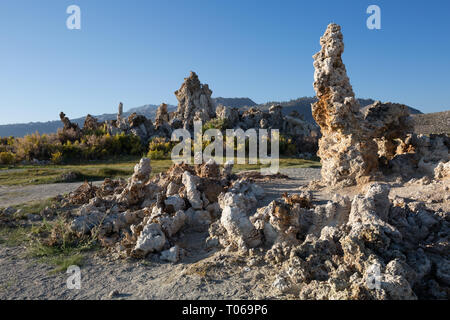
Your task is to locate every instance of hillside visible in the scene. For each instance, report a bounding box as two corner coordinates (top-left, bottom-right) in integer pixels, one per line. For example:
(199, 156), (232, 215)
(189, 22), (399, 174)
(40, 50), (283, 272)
(412, 111), (450, 135)
(213, 97), (257, 108)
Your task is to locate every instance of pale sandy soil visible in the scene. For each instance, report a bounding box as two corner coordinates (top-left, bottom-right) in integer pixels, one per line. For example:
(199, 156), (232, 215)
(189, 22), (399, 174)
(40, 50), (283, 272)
(0, 181), (103, 208)
(0, 233), (279, 300)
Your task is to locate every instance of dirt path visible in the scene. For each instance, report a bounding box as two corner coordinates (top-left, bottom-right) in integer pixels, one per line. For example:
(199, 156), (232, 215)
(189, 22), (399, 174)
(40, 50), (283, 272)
(0, 181), (103, 208)
(0, 167), (321, 300)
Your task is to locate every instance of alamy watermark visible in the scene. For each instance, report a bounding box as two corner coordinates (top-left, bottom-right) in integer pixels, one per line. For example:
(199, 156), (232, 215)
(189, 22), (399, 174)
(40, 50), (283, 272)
(170, 121), (280, 174)
(366, 263), (382, 290)
(367, 5), (381, 30)
(66, 5), (81, 30)
(66, 265), (81, 290)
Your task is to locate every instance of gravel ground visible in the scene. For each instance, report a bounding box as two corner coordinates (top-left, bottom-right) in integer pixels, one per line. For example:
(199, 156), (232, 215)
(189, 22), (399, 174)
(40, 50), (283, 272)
(0, 181), (103, 208)
(0, 234), (279, 300)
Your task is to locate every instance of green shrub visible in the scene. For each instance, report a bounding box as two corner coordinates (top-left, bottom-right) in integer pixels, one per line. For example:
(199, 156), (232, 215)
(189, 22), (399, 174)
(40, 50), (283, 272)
(3, 129), (144, 164)
(148, 149), (166, 160)
(51, 151), (63, 164)
(0, 151), (16, 165)
(147, 137), (175, 160)
(203, 118), (229, 132)
(279, 135), (297, 156)
(61, 140), (83, 162)
(15, 132), (61, 161)
(97, 168), (130, 177)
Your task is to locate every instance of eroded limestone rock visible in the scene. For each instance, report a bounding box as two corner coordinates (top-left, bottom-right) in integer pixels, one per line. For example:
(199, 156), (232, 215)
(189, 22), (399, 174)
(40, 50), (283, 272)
(133, 223), (166, 257)
(312, 24), (379, 187)
(174, 71), (216, 130)
(312, 24), (449, 187)
(117, 158), (152, 205)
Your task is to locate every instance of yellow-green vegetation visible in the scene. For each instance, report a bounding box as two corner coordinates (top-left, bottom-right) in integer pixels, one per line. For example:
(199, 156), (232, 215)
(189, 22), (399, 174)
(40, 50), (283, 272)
(0, 226), (30, 247)
(147, 137), (176, 160)
(0, 151), (16, 165)
(232, 157), (320, 172)
(202, 118), (229, 132)
(279, 135), (299, 156)
(0, 131), (144, 165)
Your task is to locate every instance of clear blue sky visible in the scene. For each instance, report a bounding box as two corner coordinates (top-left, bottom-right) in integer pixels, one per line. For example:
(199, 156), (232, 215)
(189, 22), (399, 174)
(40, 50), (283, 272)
(0, 0), (449, 124)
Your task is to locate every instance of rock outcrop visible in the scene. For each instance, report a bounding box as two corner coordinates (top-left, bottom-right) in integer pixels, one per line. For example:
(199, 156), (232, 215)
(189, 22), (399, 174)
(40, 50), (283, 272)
(104, 103), (156, 144)
(155, 103), (170, 126)
(208, 179), (265, 251)
(311, 24), (438, 187)
(83, 114), (101, 133)
(311, 24), (380, 187)
(225, 181), (448, 299)
(59, 112), (80, 133)
(174, 71), (216, 130)
(58, 112), (82, 141)
(61, 158), (251, 260)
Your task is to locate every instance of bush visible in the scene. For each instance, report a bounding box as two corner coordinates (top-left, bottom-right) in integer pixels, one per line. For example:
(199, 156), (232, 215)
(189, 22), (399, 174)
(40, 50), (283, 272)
(147, 137), (175, 160)
(0, 151), (16, 165)
(61, 140), (82, 162)
(203, 118), (229, 132)
(2, 130), (145, 164)
(59, 133), (143, 162)
(51, 151), (63, 164)
(15, 132), (61, 161)
(279, 135), (297, 156)
(148, 149), (166, 160)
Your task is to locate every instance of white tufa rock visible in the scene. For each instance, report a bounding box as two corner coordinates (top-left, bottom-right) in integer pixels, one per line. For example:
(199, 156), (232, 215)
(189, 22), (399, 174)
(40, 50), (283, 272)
(434, 161), (450, 179)
(133, 223), (166, 256)
(160, 245), (183, 263)
(182, 171), (203, 209)
(164, 195), (186, 212)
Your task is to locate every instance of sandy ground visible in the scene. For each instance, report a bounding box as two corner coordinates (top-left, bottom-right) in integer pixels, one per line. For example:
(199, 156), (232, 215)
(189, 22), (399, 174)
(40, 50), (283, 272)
(0, 233), (286, 300)
(0, 167), (321, 300)
(0, 181), (104, 208)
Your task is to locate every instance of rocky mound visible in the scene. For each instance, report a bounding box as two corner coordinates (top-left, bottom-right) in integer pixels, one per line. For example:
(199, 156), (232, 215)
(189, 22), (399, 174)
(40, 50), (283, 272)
(311, 24), (449, 188)
(57, 158), (264, 262)
(43, 151), (448, 300)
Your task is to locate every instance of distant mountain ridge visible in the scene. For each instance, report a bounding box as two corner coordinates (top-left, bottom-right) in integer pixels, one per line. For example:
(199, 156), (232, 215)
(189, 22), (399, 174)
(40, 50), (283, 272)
(0, 97), (424, 137)
(213, 97), (257, 108)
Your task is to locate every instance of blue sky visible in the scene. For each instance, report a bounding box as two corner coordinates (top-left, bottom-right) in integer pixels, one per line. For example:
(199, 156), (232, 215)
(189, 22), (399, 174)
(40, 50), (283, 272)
(0, 0), (449, 124)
